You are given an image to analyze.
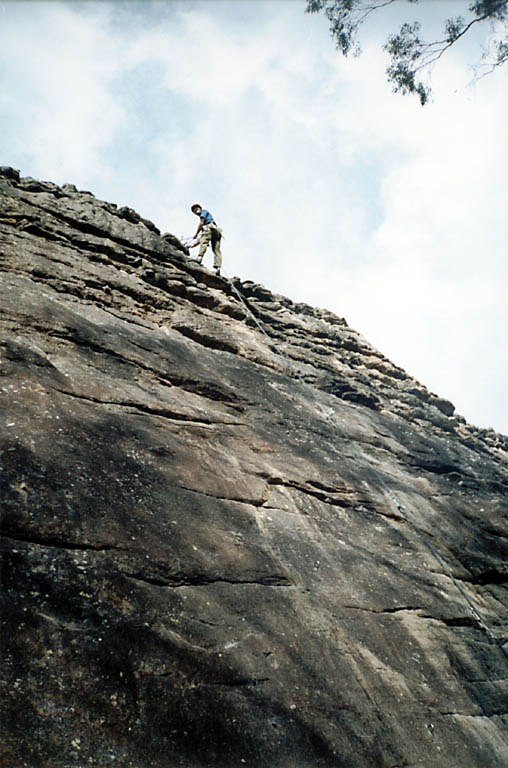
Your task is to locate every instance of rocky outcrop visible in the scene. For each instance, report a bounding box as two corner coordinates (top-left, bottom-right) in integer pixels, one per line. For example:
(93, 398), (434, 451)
(1, 167), (507, 767)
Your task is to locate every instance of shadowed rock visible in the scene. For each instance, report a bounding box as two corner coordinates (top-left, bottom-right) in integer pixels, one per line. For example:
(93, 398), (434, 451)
(1, 168), (507, 767)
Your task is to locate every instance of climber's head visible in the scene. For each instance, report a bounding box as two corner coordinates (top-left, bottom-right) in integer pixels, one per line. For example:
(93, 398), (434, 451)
(191, 203), (202, 215)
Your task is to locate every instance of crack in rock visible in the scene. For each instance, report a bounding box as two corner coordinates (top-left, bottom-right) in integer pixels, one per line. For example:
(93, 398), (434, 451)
(1, 532), (123, 552)
(125, 572), (295, 589)
(52, 388), (242, 426)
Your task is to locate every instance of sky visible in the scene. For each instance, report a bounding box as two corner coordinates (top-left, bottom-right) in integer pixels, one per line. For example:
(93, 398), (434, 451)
(1, 0), (507, 435)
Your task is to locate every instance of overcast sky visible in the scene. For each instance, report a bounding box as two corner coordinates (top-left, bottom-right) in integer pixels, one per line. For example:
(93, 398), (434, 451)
(1, 0), (507, 434)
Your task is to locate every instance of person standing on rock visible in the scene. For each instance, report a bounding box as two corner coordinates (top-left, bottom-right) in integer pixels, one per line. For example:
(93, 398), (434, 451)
(189, 203), (222, 275)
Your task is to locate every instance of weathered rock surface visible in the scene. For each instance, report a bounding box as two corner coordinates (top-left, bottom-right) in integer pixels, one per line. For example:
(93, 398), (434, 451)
(1, 167), (507, 767)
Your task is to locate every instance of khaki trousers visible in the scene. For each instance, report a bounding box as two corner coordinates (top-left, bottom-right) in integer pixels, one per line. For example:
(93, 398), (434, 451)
(198, 223), (222, 268)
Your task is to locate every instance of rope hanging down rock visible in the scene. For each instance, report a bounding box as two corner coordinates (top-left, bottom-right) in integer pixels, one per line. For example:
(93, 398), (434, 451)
(223, 272), (508, 662)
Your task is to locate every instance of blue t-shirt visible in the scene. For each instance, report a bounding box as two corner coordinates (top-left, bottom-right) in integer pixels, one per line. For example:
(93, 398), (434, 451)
(200, 208), (215, 225)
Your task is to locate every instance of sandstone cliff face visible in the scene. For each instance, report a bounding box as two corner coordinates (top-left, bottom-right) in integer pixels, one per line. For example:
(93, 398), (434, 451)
(1, 167), (507, 768)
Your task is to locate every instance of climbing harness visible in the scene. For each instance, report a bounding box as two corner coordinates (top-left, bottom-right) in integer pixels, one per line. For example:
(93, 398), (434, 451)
(222, 269), (508, 661)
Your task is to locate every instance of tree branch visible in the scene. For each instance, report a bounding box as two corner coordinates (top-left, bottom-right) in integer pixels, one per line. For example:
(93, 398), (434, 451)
(307, 0), (508, 104)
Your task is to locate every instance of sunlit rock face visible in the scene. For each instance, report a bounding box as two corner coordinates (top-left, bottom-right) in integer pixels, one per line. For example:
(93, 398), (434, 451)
(1, 167), (507, 768)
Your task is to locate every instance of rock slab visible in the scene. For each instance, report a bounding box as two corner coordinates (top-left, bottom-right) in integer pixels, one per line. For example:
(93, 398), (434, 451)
(1, 168), (507, 767)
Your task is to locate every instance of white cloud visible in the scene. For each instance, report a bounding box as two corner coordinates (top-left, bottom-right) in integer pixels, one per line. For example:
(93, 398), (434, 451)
(0, 2), (124, 183)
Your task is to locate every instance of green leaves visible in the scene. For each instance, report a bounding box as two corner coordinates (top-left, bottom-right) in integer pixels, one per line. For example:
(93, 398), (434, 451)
(470, 1), (508, 22)
(445, 17), (466, 43)
(306, 0), (508, 104)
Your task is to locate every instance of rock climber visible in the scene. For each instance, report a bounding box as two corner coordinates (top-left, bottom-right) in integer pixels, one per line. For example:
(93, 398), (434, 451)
(189, 203), (222, 275)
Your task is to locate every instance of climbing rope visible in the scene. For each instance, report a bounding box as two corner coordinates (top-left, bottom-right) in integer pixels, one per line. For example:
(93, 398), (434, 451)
(179, 235), (198, 249)
(224, 272), (508, 661)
